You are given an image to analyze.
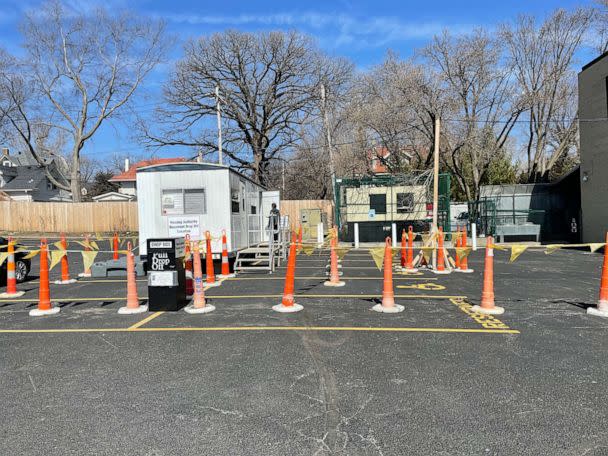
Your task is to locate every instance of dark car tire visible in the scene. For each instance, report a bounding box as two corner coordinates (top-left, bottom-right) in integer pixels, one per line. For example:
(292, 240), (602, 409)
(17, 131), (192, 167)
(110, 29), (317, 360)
(15, 259), (29, 283)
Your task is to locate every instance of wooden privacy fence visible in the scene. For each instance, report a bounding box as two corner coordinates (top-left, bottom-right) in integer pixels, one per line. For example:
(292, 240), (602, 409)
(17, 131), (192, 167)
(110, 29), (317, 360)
(0, 199), (332, 234)
(0, 201), (138, 233)
(279, 200), (334, 227)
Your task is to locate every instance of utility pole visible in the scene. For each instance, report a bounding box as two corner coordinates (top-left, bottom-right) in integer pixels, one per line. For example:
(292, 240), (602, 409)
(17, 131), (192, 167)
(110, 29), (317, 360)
(432, 116), (440, 269)
(432, 116), (440, 231)
(321, 84), (337, 224)
(216, 85), (223, 165)
(282, 161), (286, 194)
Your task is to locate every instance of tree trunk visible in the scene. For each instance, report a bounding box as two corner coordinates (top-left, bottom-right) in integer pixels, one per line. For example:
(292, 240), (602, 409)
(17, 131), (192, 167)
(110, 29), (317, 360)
(71, 148), (82, 202)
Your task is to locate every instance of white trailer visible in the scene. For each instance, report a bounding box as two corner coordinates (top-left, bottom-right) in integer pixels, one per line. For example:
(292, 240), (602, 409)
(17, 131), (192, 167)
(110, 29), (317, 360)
(136, 162), (280, 258)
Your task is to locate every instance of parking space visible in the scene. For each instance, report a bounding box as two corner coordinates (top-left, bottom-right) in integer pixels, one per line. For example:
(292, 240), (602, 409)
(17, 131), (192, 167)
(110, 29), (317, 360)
(1, 246), (608, 454)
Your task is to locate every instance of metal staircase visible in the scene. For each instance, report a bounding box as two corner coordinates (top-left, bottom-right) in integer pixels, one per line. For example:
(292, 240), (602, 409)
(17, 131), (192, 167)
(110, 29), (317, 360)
(234, 227), (290, 274)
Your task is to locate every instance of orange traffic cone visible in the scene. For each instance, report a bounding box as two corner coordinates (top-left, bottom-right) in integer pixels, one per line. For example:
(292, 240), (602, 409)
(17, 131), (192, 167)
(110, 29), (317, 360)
(404, 226), (418, 273)
(588, 233), (608, 317)
(218, 229), (235, 278)
(0, 236), (25, 298)
(185, 240), (215, 314)
(118, 242), (147, 314)
(78, 234), (93, 278)
(324, 234), (345, 287)
(112, 232), (119, 260)
(184, 234), (194, 296)
(471, 236), (504, 315)
(30, 239), (60, 316)
(55, 233), (76, 284)
(459, 227), (474, 273)
(399, 229), (406, 269)
(273, 232), (303, 312)
(204, 231), (220, 287)
(372, 237), (404, 313)
(454, 231), (461, 270)
(433, 227), (450, 275)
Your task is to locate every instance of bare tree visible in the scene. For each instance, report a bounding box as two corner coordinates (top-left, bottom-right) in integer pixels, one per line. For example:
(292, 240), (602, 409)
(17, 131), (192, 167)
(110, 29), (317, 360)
(144, 30), (353, 186)
(594, 1), (608, 54)
(422, 30), (522, 200)
(501, 9), (592, 182)
(7, 1), (167, 201)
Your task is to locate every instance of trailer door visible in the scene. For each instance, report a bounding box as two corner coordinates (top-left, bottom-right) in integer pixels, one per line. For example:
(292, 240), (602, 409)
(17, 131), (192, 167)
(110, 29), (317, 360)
(261, 190), (281, 242)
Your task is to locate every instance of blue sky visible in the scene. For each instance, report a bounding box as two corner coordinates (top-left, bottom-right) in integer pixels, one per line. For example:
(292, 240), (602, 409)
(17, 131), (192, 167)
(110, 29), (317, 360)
(0, 0), (597, 166)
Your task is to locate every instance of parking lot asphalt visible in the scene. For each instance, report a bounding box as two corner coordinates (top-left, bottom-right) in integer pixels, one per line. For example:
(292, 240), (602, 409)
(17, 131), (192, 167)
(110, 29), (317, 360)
(1, 244), (607, 455)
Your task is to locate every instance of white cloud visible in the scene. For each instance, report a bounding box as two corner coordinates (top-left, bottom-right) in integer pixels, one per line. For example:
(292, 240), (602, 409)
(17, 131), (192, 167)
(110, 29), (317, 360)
(164, 12), (479, 49)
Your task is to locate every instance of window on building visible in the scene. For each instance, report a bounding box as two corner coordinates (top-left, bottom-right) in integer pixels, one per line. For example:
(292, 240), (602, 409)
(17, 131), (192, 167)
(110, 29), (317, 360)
(2, 160), (10, 167)
(396, 192), (414, 213)
(161, 188), (205, 215)
(184, 189), (206, 214)
(369, 194), (387, 214)
(47, 181), (55, 191)
(250, 205), (257, 215)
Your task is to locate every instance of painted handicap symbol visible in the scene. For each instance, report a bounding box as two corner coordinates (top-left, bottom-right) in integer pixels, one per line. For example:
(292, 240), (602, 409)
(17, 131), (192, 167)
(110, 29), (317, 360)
(396, 282), (446, 291)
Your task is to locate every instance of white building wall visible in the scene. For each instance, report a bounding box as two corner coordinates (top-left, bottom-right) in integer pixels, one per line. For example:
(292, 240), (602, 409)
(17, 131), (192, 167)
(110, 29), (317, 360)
(118, 181), (137, 196)
(137, 167), (233, 255)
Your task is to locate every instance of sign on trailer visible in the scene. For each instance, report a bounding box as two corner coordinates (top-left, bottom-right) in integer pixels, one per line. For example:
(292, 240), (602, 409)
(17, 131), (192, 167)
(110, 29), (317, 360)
(167, 215), (201, 239)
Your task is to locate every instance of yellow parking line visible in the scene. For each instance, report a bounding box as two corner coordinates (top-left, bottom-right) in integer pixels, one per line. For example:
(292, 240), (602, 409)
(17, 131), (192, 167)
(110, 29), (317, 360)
(128, 311), (164, 330)
(225, 276), (438, 281)
(0, 293), (463, 303)
(0, 326), (519, 334)
(207, 294), (465, 300)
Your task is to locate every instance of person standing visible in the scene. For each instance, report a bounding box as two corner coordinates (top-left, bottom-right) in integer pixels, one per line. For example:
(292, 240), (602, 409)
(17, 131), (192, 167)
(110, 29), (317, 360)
(268, 203), (281, 241)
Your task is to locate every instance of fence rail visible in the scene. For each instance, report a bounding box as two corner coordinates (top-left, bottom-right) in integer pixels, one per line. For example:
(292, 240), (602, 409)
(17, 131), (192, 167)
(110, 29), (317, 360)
(0, 201), (139, 233)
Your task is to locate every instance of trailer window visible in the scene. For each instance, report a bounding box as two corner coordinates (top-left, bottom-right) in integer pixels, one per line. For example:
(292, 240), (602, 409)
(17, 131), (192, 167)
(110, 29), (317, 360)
(161, 188), (206, 215)
(184, 189), (206, 214)
(161, 189), (183, 215)
(231, 190), (240, 213)
(369, 194), (387, 214)
(396, 193), (414, 213)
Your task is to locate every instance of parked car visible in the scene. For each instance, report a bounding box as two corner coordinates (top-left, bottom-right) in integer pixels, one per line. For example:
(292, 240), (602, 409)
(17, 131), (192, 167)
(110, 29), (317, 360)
(0, 237), (31, 283)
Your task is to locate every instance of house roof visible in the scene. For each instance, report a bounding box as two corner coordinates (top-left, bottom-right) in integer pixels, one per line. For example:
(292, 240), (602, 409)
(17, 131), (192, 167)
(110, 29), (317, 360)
(1, 166), (46, 191)
(92, 191), (136, 202)
(110, 158), (188, 182)
(0, 165), (18, 178)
